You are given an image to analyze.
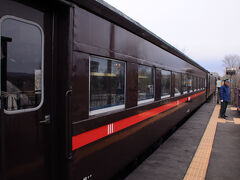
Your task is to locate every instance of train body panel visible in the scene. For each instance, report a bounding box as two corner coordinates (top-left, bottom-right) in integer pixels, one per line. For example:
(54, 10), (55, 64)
(72, 92), (206, 179)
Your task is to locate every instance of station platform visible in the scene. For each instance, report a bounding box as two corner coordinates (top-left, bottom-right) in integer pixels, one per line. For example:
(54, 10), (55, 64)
(125, 99), (240, 180)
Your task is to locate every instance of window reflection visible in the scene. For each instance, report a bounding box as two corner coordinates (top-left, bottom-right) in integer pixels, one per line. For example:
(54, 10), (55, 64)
(90, 57), (125, 112)
(174, 72), (181, 96)
(138, 65), (154, 102)
(200, 78), (202, 89)
(161, 70), (171, 98)
(188, 75), (193, 92)
(1, 18), (43, 111)
(193, 76), (197, 91)
(183, 74), (188, 93)
(197, 77), (200, 90)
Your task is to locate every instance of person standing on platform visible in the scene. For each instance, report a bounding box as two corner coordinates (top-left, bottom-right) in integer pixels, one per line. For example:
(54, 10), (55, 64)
(219, 79), (230, 118)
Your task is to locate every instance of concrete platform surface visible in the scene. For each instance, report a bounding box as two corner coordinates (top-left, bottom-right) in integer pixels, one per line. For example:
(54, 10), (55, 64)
(206, 106), (240, 180)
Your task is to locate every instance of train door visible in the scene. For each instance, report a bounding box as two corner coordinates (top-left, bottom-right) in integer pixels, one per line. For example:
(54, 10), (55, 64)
(0, 1), (54, 180)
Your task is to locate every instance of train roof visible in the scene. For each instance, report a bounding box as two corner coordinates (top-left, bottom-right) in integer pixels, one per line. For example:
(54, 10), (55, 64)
(70, 0), (207, 72)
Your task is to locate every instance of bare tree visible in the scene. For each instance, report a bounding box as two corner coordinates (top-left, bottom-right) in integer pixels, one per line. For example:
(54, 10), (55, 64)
(223, 54), (240, 69)
(211, 72), (220, 79)
(222, 54), (240, 105)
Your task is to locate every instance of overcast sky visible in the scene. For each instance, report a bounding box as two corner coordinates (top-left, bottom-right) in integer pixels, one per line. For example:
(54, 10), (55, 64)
(104, 0), (240, 76)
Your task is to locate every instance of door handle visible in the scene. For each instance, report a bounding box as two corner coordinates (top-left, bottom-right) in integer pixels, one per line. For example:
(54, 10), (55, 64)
(40, 115), (50, 125)
(65, 89), (72, 180)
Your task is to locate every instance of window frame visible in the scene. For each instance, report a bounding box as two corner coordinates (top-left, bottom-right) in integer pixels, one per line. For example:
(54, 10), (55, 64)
(173, 72), (181, 97)
(89, 56), (126, 116)
(197, 77), (200, 91)
(160, 69), (171, 99)
(0, 15), (44, 115)
(193, 76), (196, 92)
(137, 64), (155, 105)
(183, 74), (188, 94)
(189, 75), (193, 93)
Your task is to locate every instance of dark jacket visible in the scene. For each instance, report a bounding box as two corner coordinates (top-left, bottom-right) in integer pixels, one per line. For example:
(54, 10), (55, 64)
(220, 84), (230, 102)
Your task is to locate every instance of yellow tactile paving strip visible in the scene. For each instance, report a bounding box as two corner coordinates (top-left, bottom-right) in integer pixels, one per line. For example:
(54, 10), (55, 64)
(233, 118), (240, 124)
(183, 105), (220, 180)
(218, 107), (240, 124)
(184, 105), (240, 180)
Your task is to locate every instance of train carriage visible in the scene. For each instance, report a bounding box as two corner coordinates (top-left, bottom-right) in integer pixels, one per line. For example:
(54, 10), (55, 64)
(206, 72), (216, 98)
(0, 1), (215, 180)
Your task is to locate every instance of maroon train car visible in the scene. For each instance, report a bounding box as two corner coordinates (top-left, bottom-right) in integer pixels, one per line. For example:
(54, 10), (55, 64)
(207, 73), (216, 98)
(0, 0), (216, 180)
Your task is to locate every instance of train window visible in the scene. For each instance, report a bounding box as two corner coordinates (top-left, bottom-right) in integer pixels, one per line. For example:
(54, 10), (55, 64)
(197, 77), (200, 90)
(0, 16), (44, 113)
(189, 75), (193, 92)
(200, 77), (202, 90)
(90, 56), (125, 115)
(138, 65), (154, 104)
(161, 70), (171, 98)
(199, 78), (201, 89)
(202, 78), (204, 89)
(183, 74), (188, 94)
(174, 72), (181, 96)
(193, 76), (197, 91)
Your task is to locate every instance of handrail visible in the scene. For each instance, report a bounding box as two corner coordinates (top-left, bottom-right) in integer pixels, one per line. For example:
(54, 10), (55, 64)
(65, 89), (72, 179)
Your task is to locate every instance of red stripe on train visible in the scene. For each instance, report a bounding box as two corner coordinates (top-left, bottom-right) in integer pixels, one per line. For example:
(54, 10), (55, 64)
(72, 91), (206, 150)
